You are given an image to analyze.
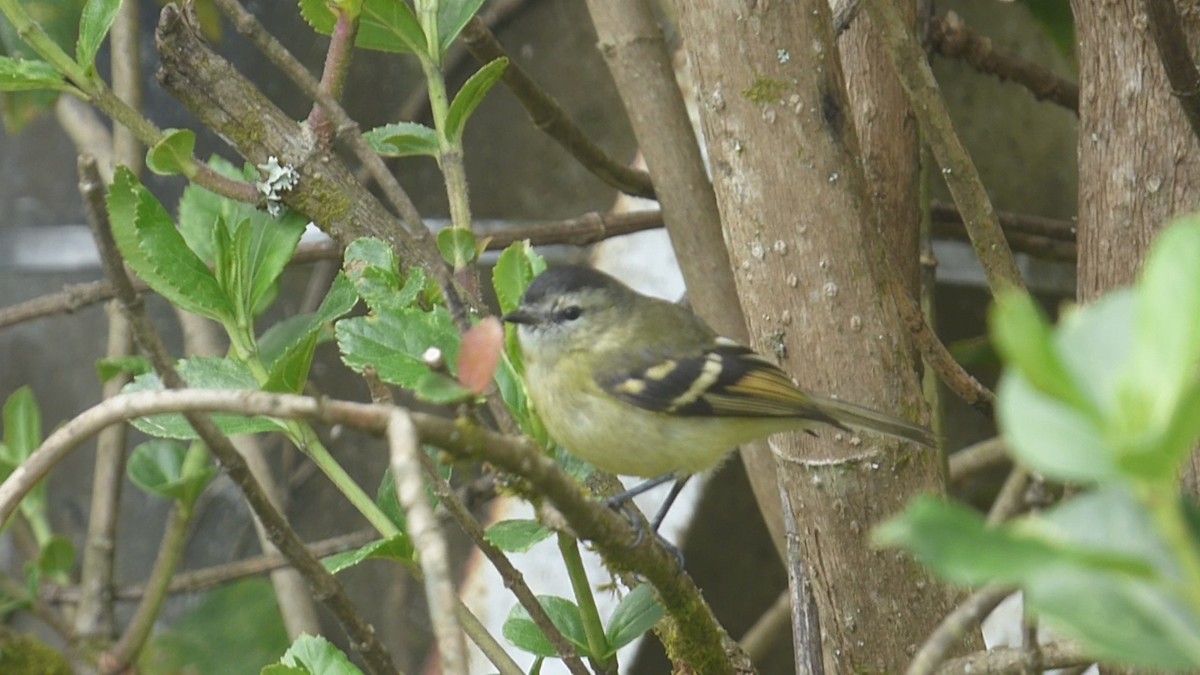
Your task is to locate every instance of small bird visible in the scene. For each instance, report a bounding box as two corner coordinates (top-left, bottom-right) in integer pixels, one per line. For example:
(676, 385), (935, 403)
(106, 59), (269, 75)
(503, 265), (935, 524)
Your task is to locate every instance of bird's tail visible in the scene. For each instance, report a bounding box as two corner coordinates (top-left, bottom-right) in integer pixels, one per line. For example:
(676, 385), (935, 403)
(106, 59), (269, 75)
(815, 396), (937, 448)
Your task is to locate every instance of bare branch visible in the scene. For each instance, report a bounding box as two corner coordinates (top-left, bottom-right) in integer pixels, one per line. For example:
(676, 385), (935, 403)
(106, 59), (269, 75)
(1143, 0), (1200, 143)
(927, 13), (1079, 114)
(906, 585), (1011, 675)
(865, 0), (1027, 294)
(389, 411), (468, 674)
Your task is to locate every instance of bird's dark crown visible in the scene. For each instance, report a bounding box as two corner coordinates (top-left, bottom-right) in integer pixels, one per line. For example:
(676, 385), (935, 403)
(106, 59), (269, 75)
(519, 265), (627, 305)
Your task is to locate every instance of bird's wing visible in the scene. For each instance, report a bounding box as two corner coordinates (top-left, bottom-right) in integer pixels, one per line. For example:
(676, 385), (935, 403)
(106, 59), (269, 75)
(597, 341), (846, 427)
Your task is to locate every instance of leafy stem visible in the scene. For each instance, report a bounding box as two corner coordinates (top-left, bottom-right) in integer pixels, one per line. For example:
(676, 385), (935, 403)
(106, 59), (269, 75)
(558, 533), (613, 668)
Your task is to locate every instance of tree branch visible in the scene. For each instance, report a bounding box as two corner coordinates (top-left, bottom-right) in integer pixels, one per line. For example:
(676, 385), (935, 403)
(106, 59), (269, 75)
(906, 584), (1011, 675)
(1142, 0), (1200, 143)
(927, 13), (1079, 114)
(460, 17), (656, 199)
(865, 0), (1027, 294)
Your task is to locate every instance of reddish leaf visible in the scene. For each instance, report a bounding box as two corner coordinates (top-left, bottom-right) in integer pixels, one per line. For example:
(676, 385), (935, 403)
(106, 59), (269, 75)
(457, 317), (503, 394)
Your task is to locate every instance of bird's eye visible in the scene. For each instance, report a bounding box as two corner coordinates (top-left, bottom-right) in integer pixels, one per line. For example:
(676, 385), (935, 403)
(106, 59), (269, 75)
(559, 306), (583, 321)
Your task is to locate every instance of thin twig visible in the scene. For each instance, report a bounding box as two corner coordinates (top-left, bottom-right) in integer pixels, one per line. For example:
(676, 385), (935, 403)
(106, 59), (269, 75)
(933, 641), (1094, 674)
(305, 5), (357, 145)
(986, 465), (1030, 526)
(424, 456), (590, 675)
(930, 201), (1075, 242)
(1143, 0), (1200, 143)
(75, 156), (397, 675)
(460, 17), (656, 199)
(47, 530), (376, 602)
(906, 584), (1011, 675)
(102, 503), (195, 673)
(389, 410), (468, 675)
(893, 285), (995, 417)
(927, 13), (1079, 113)
(948, 436), (1008, 483)
(865, 0), (1027, 294)
(74, 302), (133, 641)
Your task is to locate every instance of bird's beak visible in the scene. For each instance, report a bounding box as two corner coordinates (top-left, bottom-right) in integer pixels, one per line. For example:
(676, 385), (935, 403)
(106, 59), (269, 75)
(502, 307), (538, 325)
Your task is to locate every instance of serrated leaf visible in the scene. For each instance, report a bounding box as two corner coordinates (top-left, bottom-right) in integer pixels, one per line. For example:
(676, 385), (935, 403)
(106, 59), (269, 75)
(128, 439), (216, 502)
(299, 0), (426, 54)
(605, 584), (664, 653)
(335, 306), (460, 388)
(343, 237), (403, 309)
(76, 0), (121, 67)
(107, 167), (234, 323)
(146, 128), (197, 177)
(122, 357), (287, 439)
(322, 534), (415, 574)
(502, 596), (590, 658)
(445, 57), (508, 143)
(0, 56), (67, 91)
(278, 634), (365, 675)
(484, 519), (551, 553)
(437, 227), (476, 269)
(436, 0), (485, 54)
(363, 122), (439, 157)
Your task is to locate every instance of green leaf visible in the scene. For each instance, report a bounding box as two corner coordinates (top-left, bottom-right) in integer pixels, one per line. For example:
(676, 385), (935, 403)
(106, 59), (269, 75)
(0, 56), (67, 91)
(492, 241), (539, 315)
(1125, 215), (1200, 433)
(277, 634), (365, 675)
(260, 273), (358, 376)
(75, 0), (121, 67)
(299, 0), (426, 54)
(414, 370), (475, 404)
(485, 519), (552, 553)
(145, 579), (289, 674)
(873, 495), (1154, 588)
(502, 596), (590, 659)
(375, 466), (407, 532)
(444, 57), (508, 143)
(122, 357), (287, 439)
(436, 0), (485, 54)
(605, 585), (665, 653)
(2, 386), (41, 467)
(322, 535), (415, 574)
(128, 439), (216, 503)
(343, 237), (403, 309)
(107, 167), (234, 323)
(335, 306), (461, 388)
(261, 666), (308, 675)
(997, 371), (1114, 483)
(95, 355), (151, 383)
(177, 156), (249, 263)
(145, 128), (197, 177)
(437, 227), (477, 269)
(989, 291), (1093, 415)
(363, 122), (439, 158)
(36, 535), (74, 582)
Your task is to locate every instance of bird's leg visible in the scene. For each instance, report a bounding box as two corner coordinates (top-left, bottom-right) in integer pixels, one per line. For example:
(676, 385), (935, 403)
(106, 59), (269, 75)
(603, 474), (690, 569)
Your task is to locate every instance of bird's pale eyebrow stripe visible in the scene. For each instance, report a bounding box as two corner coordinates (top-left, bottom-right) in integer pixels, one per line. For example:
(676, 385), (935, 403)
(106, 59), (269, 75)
(667, 353), (724, 411)
(615, 378), (647, 395)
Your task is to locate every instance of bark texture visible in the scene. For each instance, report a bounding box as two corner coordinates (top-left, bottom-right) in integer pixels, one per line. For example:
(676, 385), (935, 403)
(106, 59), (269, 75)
(1073, 0), (1200, 303)
(676, 1), (964, 669)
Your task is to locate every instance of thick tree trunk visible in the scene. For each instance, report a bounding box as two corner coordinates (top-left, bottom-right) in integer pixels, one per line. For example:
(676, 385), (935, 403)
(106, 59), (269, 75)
(1071, 1), (1200, 489)
(676, 0), (965, 669)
